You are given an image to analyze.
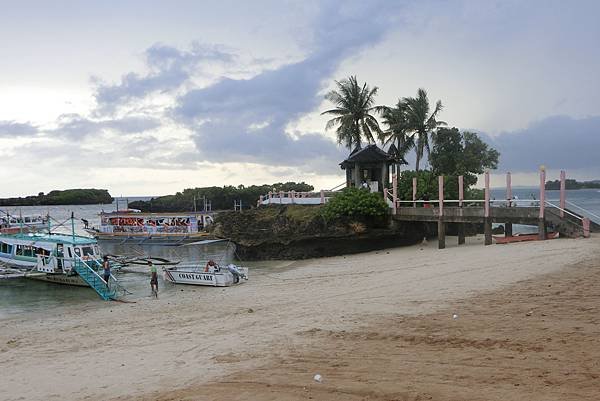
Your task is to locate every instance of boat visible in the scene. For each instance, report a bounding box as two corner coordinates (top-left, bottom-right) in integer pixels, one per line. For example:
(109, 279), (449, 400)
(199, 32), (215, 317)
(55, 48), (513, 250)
(493, 231), (559, 244)
(0, 228), (128, 299)
(85, 210), (216, 244)
(163, 263), (248, 287)
(0, 210), (49, 233)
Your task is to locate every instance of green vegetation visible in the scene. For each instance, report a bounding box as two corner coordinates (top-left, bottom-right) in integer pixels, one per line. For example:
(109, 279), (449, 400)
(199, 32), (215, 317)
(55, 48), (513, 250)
(0, 189), (113, 206)
(545, 179), (600, 190)
(395, 129), (498, 201)
(322, 78), (500, 200)
(321, 76), (384, 149)
(129, 182), (313, 212)
(321, 187), (388, 221)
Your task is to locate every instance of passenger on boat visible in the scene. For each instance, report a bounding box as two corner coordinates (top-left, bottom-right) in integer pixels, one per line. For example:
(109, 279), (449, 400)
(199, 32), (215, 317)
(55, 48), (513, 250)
(204, 259), (217, 273)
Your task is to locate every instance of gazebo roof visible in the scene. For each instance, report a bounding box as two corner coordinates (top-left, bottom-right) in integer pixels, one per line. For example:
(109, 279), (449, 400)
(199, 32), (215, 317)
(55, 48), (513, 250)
(386, 143), (409, 165)
(340, 144), (394, 169)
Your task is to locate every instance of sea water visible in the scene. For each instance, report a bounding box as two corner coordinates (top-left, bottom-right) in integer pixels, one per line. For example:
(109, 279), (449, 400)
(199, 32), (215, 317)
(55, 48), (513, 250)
(1, 190), (599, 318)
(0, 200), (242, 318)
(489, 187), (600, 234)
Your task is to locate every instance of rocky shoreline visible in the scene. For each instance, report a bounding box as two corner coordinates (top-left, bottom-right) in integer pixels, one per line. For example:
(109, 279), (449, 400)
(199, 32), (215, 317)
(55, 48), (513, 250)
(211, 205), (433, 260)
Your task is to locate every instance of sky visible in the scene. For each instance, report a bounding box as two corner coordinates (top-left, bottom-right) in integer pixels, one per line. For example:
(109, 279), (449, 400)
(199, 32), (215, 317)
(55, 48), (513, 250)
(1, 0), (599, 197)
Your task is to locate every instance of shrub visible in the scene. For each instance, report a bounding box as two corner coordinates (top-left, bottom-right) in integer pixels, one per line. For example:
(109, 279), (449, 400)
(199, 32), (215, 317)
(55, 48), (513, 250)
(321, 187), (389, 221)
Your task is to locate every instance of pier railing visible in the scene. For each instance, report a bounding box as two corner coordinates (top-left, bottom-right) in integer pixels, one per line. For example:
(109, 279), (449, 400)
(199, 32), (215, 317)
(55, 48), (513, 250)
(387, 168), (594, 247)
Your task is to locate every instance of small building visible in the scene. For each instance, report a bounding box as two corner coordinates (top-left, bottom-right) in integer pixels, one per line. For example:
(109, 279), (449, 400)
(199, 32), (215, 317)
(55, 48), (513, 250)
(340, 144), (402, 193)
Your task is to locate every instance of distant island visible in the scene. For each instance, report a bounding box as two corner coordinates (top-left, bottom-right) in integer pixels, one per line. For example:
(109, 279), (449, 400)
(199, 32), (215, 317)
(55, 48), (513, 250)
(128, 182), (314, 212)
(0, 189), (113, 206)
(545, 179), (600, 190)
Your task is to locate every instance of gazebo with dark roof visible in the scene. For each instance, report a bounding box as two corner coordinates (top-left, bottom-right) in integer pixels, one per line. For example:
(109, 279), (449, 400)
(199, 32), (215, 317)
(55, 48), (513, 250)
(340, 144), (396, 193)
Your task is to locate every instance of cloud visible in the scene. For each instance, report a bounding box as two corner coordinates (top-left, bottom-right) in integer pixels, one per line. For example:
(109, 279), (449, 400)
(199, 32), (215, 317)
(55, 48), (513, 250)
(173, 1), (401, 170)
(0, 120), (39, 137)
(52, 113), (160, 138)
(482, 115), (600, 172)
(94, 41), (236, 113)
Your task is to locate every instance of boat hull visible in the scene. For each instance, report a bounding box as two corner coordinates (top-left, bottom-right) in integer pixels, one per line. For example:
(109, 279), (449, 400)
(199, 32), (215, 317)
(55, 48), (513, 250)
(26, 272), (89, 287)
(163, 266), (248, 287)
(86, 230), (214, 245)
(494, 232), (559, 244)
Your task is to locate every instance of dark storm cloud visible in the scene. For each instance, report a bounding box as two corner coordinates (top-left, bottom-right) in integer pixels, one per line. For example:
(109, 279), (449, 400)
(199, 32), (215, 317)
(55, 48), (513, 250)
(94, 42), (236, 113)
(482, 115), (600, 172)
(173, 1), (401, 167)
(0, 120), (39, 137)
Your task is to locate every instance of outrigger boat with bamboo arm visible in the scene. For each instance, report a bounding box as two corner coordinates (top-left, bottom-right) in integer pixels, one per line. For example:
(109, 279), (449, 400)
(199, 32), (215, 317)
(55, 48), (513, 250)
(0, 209), (48, 233)
(0, 214), (129, 300)
(85, 210), (216, 245)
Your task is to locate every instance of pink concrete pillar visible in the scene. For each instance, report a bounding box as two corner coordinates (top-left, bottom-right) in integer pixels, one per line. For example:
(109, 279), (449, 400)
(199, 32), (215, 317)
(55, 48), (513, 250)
(583, 218), (591, 238)
(392, 173), (398, 214)
(268, 191), (272, 204)
(506, 172), (512, 206)
(279, 191), (283, 204)
(412, 177), (417, 207)
(539, 166), (545, 219)
(458, 175), (464, 207)
(320, 190), (325, 204)
(484, 171), (490, 218)
(438, 176), (444, 216)
(291, 190), (295, 204)
(560, 170), (566, 218)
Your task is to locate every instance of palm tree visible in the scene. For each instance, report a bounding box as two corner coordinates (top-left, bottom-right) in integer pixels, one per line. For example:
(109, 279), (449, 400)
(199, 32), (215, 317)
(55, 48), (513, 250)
(322, 76), (383, 150)
(403, 88), (445, 177)
(380, 99), (414, 174)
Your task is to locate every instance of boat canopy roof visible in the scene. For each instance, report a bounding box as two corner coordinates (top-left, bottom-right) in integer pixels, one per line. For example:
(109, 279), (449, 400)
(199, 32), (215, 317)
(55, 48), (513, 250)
(100, 211), (212, 217)
(0, 232), (97, 245)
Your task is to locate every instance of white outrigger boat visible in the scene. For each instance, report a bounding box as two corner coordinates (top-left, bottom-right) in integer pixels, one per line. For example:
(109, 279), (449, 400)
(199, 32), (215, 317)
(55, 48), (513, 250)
(0, 219), (128, 300)
(86, 210), (215, 245)
(0, 210), (48, 233)
(163, 263), (248, 287)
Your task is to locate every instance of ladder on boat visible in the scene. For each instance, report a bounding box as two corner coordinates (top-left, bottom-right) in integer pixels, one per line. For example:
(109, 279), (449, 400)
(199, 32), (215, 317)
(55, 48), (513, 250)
(72, 257), (128, 301)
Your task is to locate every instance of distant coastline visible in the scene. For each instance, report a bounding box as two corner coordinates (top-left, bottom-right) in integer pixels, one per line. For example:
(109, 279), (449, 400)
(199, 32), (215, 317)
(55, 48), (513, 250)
(545, 179), (600, 190)
(0, 189), (113, 206)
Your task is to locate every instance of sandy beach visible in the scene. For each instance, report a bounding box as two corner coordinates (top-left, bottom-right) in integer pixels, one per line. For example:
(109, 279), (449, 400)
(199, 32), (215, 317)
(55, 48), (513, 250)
(2, 235), (599, 401)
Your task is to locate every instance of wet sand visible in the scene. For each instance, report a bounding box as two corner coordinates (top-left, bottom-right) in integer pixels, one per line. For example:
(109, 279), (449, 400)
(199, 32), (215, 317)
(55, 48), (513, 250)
(1, 235), (599, 401)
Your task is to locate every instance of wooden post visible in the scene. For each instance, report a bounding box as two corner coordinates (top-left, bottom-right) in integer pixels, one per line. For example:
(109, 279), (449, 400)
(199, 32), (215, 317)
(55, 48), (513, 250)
(438, 219), (446, 249)
(484, 171), (492, 245)
(583, 218), (591, 238)
(320, 190), (325, 204)
(291, 190), (295, 204)
(458, 175), (464, 207)
(458, 175), (465, 245)
(392, 173), (398, 214)
(506, 172), (512, 206)
(538, 166), (546, 240)
(438, 176), (444, 217)
(560, 170), (566, 218)
(484, 171), (490, 218)
(505, 171), (513, 236)
(539, 166), (545, 219)
(412, 177), (417, 207)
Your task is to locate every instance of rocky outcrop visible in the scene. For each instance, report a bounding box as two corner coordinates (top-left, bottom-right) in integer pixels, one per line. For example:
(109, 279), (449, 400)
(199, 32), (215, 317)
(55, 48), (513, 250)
(211, 205), (427, 260)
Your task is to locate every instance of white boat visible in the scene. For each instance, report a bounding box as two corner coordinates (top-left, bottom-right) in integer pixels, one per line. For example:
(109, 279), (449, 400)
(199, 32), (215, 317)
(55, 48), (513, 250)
(163, 263), (248, 287)
(0, 210), (48, 233)
(86, 211), (215, 244)
(0, 229), (128, 299)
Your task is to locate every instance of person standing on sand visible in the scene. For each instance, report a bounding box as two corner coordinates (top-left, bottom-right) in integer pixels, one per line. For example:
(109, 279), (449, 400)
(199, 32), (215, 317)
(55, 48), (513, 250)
(102, 255), (111, 288)
(149, 261), (158, 298)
